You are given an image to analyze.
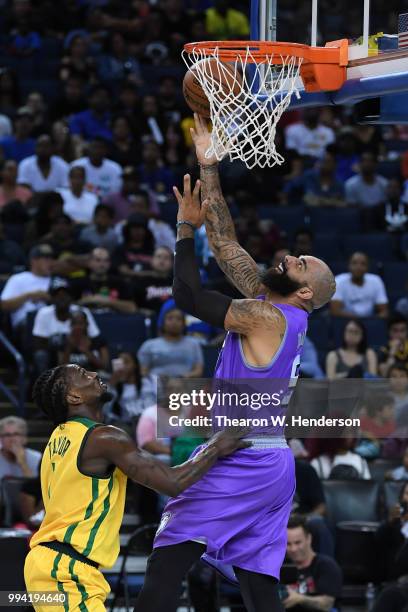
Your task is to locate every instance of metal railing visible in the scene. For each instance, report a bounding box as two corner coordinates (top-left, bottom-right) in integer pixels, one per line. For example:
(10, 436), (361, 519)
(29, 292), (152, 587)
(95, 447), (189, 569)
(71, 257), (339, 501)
(0, 331), (26, 416)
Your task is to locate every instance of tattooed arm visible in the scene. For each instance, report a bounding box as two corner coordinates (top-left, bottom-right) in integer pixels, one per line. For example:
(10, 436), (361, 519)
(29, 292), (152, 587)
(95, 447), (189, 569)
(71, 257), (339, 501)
(191, 114), (265, 298)
(82, 425), (249, 497)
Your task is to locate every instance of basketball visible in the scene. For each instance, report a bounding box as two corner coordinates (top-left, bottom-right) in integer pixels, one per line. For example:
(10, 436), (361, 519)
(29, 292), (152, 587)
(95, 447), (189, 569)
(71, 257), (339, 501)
(182, 58), (243, 118)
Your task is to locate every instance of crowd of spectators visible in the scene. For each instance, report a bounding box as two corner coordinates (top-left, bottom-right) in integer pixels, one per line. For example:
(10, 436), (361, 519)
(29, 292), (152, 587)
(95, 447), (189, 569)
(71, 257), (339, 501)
(0, 0), (408, 608)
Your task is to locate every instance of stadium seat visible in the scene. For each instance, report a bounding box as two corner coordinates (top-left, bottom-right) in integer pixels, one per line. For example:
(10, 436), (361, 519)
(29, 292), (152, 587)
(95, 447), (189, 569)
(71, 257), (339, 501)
(307, 315), (330, 351)
(0, 530), (29, 591)
(309, 207), (362, 234)
(325, 260), (347, 276)
(383, 480), (404, 513)
(335, 521), (380, 582)
(376, 159), (401, 178)
(368, 458), (401, 482)
(322, 480), (381, 527)
(108, 524), (157, 610)
(400, 233), (408, 258)
(159, 200), (178, 227)
(93, 313), (150, 355)
(342, 233), (394, 261)
(258, 206), (305, 237)
(331, 317), (388, 351)
(382, 262), (408, 293)
(314, 233), (341, 260)
(203, 345), (220, 377)
(0, 477), (26, 526)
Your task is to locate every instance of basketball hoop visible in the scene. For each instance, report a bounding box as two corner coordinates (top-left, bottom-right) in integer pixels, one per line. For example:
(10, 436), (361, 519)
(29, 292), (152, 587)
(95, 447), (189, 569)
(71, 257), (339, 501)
(183, 40), (348, 169)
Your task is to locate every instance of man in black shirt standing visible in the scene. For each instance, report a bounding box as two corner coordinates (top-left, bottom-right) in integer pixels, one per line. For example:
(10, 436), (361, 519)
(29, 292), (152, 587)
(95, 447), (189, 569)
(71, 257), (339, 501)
(283, 515), (342, 611)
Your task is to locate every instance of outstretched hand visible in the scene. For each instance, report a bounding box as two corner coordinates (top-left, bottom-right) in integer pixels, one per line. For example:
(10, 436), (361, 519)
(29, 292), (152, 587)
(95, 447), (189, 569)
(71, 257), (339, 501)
(190, 113), (217, 166)
(173, 174), (209, 229)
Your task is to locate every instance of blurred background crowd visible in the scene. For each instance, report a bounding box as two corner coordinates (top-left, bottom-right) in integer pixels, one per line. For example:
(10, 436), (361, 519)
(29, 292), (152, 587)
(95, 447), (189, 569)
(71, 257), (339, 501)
(0, 0), (408, 609)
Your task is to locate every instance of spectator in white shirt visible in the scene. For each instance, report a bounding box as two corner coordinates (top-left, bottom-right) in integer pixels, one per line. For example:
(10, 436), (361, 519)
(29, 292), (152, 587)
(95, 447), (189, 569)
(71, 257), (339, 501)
(345, 152), (388, 207)
(32, 276), (100, 374)
(330, 251), (389, 319)
(17, 134), (69, 192)
(284, 108), (335, 159)
(70, 137), (122, 198)
(311, 437), (371, 480)
(58, 165), (99, 224)
(0, 243), (52, 330)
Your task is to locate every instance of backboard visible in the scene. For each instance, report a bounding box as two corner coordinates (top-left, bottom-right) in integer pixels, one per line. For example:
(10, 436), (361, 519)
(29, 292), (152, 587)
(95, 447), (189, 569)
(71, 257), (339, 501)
(250, 0), (408, 114)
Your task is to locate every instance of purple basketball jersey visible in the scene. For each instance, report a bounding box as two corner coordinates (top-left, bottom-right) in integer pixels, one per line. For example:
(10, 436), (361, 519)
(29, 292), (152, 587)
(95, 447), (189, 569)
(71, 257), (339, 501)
(153, 299), (309, 583)
(215, 298), (308, 380)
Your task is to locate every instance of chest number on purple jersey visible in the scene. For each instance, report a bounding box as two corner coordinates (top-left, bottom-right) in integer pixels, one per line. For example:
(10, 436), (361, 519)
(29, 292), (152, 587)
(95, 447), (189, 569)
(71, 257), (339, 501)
(281, 354), (301, 407)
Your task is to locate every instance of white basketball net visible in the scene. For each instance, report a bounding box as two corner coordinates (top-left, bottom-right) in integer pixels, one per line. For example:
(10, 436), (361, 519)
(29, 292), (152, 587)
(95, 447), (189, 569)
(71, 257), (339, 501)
(182, 47), (302, 169)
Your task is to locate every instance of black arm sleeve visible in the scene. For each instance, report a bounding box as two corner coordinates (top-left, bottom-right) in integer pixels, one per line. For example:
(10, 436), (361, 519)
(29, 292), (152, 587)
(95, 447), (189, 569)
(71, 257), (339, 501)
(173, 238), (232, 329)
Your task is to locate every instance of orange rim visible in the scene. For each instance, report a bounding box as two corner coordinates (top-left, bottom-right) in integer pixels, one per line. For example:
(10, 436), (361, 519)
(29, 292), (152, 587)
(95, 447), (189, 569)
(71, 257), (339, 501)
(183, 39), (349, 92)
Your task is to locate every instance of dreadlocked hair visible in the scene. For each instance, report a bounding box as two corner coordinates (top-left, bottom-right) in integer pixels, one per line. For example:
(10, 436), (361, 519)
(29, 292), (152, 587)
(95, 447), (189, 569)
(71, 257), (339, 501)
(32, 366), (70, 425)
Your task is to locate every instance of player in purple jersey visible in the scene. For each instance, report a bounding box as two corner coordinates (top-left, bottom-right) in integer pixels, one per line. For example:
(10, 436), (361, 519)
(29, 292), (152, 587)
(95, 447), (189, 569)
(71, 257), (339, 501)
(134, 117), (336, 612)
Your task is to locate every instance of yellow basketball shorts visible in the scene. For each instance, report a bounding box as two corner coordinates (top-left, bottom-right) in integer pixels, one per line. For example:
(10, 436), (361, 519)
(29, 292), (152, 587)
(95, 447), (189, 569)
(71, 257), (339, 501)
(24, 545), (110, 612)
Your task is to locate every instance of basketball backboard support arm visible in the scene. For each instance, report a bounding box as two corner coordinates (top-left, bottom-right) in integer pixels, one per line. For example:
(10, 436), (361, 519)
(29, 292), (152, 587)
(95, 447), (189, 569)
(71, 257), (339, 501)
(250, 0), (408, 110)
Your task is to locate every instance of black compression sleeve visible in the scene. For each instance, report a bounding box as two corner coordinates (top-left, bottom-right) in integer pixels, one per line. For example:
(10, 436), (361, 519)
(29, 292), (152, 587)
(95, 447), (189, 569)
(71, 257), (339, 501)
(173, 238), (232, 329)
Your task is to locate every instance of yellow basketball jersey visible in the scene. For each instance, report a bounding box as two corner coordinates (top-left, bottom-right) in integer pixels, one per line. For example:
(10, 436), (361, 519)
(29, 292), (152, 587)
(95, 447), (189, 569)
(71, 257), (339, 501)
(30, 416), (127, 568)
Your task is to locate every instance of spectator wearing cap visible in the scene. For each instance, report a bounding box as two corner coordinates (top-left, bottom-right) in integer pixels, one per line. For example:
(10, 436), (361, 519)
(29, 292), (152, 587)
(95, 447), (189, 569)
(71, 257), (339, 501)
(379, 314), (408, 377)
(68, 84), (112, 143)
(32, 276), (101, 373)
(345, 151), (388, 207)
(57, 166), (99, 224)
(70, 247), (136, 314)
(0, 243), (52, 331)
(0, 106), (35, 163)
(17, 134), (69, 192)
(111, 213), (155, 277)
(0, 160), (32, 208)
(79, 204), (118, 253)
(330, 252), (389, 318)
(0, 416), (41, 479)
(104, 166), (160, 223)
(70, 137), (122, 197)
(300, 151), (345, 207)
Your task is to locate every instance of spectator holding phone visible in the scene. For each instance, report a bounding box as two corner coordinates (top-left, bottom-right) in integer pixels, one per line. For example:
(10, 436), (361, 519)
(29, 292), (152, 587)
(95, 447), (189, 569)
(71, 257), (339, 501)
(283, 514), (342, 611)
(106, 352), (156, 424)
(58, 310), (109, 371)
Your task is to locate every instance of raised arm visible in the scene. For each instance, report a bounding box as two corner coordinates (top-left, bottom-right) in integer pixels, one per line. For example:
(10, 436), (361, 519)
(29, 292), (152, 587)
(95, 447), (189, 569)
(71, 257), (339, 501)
(172, 175), (285, 339)
(191, 114), (265, 298)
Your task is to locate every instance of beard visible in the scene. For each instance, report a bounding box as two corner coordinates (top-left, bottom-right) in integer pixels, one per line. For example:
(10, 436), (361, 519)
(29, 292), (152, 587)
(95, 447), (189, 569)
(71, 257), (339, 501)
(98, 390), (114, 405)
(261, 265), (304, 296)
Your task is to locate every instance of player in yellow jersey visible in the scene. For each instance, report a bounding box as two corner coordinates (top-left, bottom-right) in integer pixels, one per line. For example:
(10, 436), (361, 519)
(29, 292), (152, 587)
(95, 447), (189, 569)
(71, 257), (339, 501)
(24, 363), (249, 611)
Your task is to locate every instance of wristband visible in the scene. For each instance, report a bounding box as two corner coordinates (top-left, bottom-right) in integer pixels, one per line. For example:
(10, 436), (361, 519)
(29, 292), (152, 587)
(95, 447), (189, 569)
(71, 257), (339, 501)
(176, 220), (196, 230)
